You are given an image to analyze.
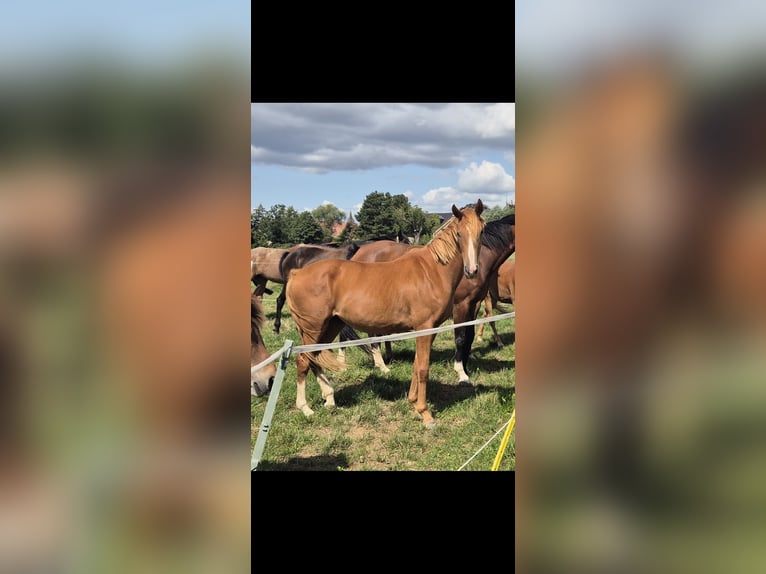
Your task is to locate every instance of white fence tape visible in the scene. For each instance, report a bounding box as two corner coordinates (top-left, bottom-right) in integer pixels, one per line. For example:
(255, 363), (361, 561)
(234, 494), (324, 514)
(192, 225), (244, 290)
(252, 311), (515, 372)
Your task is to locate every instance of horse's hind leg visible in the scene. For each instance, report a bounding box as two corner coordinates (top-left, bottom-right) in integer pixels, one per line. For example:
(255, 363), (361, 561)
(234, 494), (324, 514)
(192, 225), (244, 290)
(309, 317), (346, 410)
(296, 352), (336, 415)
(311, 365), (336, 409)
(383, 341), (393, 364)
(295, 353), (315, 416)
(371, 342), (390, 374)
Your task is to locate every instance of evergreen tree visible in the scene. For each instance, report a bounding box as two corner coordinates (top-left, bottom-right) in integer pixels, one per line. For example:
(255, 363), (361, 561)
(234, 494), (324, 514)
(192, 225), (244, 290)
(356, 191), (400, 239)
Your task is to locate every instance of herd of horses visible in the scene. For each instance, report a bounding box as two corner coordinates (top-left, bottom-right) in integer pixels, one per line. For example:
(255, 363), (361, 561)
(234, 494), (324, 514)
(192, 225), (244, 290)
(250, 201), (515, 427)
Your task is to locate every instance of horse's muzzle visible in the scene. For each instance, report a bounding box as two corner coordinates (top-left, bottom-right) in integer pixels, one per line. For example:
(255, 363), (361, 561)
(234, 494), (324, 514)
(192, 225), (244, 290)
(464, 265), (478, 279)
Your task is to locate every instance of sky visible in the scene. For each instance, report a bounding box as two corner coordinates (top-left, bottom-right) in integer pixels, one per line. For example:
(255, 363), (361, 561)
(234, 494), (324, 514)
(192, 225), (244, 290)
(0, 0), (250, 71)
(516, 1), (766, 77)
(250, 103), (515, 217)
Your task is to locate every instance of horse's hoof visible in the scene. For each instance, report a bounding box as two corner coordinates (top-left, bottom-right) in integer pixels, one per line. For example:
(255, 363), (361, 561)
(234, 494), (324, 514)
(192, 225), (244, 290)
(300, 405), (315, 417)
(458, 379), (474, 387)
(424, 421), (437, 430)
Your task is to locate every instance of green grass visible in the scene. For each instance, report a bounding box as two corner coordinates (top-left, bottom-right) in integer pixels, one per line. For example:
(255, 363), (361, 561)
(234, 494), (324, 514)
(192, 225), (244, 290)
(252, 285), (515, 471)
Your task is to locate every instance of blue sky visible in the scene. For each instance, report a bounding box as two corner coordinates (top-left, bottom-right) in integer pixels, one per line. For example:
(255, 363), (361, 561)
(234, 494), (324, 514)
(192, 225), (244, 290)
(251, 103), (515, 216)
(0, 0), (249, 70)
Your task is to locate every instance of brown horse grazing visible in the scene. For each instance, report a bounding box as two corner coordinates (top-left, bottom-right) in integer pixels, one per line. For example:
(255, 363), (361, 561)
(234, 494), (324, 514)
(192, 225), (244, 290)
(251, 247), (291, 297)
(285, 201), (486, 428)
(273, 242), (360, 334)
(251, 293), (276, 397)
(477, 257), (515, 346)
(345, 214), (515, 385)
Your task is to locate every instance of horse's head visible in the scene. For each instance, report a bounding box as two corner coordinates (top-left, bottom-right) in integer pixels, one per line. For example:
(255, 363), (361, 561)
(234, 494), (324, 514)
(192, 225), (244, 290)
(452, 199), (486, 279)
(251, 296), (276, 396)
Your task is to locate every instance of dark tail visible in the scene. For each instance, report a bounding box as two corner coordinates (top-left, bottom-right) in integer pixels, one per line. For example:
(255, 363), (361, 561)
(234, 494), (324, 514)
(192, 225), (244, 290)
(339, 324), (374, 357)
(345, 242), (361, 259)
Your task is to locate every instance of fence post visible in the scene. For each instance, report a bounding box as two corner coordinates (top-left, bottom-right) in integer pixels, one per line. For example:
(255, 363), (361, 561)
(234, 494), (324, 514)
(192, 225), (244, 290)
(251, 339), (293, 471)
(491, 409), (515, 471)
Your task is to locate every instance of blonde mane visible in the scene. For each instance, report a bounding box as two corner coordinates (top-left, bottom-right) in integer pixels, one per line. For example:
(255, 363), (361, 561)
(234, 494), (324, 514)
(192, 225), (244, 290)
(427, 216), (460, 265)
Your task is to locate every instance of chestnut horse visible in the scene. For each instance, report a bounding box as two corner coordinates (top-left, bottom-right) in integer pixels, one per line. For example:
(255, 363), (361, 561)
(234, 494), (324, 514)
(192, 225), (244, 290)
(285, 201), (486, 428)
(251, 293), (276, 397)
(345, 214), (515, 385)
(476, 257), (515, 346)
(273, 242), (360, 334)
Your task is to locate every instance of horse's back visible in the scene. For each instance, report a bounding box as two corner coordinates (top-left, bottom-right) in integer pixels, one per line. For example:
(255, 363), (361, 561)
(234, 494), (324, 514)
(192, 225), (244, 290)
(251, 246), (290, 282)
(352, 240), (417, 263)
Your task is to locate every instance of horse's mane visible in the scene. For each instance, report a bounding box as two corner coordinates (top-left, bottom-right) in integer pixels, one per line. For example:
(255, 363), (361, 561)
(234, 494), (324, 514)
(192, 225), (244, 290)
(251, 295), (265, 340)
(428, 216), (461, 265)
(482, 214), (515, 251)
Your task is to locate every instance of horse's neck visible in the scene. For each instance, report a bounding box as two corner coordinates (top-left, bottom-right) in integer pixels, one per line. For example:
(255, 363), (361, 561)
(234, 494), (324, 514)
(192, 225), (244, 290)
(422, 242), (466, 292)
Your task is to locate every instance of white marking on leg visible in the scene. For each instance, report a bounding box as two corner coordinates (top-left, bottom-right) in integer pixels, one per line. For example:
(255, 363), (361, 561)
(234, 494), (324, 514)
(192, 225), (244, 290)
(316, 371), (336, 408)
(372, 347), (390, 374)
(337, 347), (346, 364)
(296, 372), (314, 416)
(454, 360), (471, 384)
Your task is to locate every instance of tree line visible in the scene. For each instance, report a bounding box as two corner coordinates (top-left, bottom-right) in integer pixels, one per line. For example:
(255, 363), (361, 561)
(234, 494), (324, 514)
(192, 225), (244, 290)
(251, 191), (514, 247)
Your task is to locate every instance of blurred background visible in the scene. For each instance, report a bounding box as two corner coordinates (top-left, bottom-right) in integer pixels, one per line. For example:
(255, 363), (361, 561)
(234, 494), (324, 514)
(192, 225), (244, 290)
(516, 2), (766, 573)
(0, 2), (250, 572)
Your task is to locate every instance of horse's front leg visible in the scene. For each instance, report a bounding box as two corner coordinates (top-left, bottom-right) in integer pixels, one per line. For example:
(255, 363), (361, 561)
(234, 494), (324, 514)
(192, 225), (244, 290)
(408, 333), (436, 428)
(453, 325), (472, 386)
(453, 302), (478, 386)
(274, 286), (286, 334)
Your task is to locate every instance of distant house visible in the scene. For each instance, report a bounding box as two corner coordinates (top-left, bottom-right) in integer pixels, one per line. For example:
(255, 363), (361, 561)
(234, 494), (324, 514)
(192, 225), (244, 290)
(430, 212), (455, 225)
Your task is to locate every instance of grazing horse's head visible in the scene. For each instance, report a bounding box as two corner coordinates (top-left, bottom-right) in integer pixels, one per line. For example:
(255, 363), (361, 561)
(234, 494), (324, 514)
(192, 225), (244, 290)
(251, 295), (276, 396)
(452, 199), (486, 279)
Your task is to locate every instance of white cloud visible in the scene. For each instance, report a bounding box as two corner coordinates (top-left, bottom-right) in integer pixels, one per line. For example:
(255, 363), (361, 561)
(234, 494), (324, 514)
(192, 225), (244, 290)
(422, 186), (461, 208)
(420, 160), (515, 211)
(457, 161), (515, 194)
(251, 103), (514, 171)
(320, 200), (336, 206)
(476, 103), (515, 138)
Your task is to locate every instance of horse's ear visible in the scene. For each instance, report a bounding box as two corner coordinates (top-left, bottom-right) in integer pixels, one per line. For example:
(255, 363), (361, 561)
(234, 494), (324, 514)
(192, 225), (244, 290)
(475, 199), (484, 216)
(452, 204), (462, 219)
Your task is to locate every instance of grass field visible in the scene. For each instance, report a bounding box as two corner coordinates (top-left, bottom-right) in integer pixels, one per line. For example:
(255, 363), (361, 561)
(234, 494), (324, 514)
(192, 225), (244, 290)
(251, 285), (515, 471)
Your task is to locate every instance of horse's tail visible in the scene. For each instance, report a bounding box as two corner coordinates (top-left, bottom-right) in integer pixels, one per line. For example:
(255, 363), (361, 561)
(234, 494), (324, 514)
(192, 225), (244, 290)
(492, 301), (512, 315)
(278, 250), (291, 281)
(345, 242), (361, 260)
(339, 324), (374, 357)
(306, 349), (348, 373)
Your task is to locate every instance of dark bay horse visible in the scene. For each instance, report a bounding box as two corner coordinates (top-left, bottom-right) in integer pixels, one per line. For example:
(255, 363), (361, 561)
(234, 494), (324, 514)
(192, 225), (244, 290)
(251, 293), (276, 397)
(346, 214), (515, 385)
(285, 201), (486, 428)
(273, 242), (360, 334)
(477, 257), (515, 346)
